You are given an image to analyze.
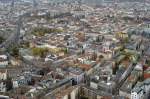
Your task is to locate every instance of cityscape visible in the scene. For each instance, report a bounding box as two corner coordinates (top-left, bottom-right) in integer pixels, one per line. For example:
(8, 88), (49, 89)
(0, 0), (150, 99)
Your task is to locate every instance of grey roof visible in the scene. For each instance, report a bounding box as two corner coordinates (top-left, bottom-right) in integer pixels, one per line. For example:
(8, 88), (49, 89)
(132, 78), (150, 93)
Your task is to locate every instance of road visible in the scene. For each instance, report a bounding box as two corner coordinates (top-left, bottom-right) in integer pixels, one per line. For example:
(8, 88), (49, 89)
(80, 84), (112, 96)
(113, 62), (137, 95)
(53, 54), (77, 64)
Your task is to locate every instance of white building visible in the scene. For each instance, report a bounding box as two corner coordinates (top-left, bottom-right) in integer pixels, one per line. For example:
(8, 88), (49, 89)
(0, 55), (8, 68)
(131, 88), (143, 99)
(90, 76), (99, 89)
(0, 82), (6, 92)
(0, 70), (7, 93)
(13, 80), (19, 88)
(0, 70), (7, 80)
(69, 68), (84, 84)
(131, 79), (150, 99)
(102, 41), (111, 52)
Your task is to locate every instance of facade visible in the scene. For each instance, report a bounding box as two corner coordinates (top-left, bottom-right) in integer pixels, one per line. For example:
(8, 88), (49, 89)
(131, 89), (143, 99)
(131, 79), (150, 99)
(102, 41), (111, 52)
(13, 74), (32, 87)
(0, 70), (7, 80)
(0, 82), (6, 92)
(69, 68), (84, 84)
(0, 55), (8, 68)
(90, 81), (98, 89)
(144, 79), (150, 94)
(0, 70), (7, 93)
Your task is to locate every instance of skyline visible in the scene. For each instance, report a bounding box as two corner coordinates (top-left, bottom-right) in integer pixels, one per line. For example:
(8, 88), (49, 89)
(0, 0), (150, 99)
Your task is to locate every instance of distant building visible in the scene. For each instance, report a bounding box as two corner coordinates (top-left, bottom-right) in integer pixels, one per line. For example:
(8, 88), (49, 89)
(0, 82), (6, 92)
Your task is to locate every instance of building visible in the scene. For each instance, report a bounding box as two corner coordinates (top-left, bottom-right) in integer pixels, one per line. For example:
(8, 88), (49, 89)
(131, 78), (150, 99)
(0, 70), (7, 92)
(13, 73), (32, 87)
(116, 32), (128, 40)
(131, 86), (143, 99)
(0, 69), (7, 80)
(0, 55), (8, 68)
(49, 86), (79, 99)
(68, 67), (85, 84)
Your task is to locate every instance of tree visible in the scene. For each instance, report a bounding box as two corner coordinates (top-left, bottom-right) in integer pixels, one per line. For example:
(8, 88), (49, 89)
(63, 48), (69, 54)
(99, 55), (104, 60)
(0, 36), (5, 44)
(80, 48), (85, 55)
(28, 78), (35, 85)
(21, 41), (30, 48)
(80, 96), (88, 99)
(6, 77), (13, 91)
(112, 62), (119, 75)
(120, 45), (125, 52)
(146, 59), (150, 66)
(31, 27), (63, 37)
(96, 36), (100, 42)
(38, 70), (45, 76)
(8, 45), (19, 58)
(138, 72), (144, 82)
(92, 52), (97, 61)
(32, 47), (49, 58)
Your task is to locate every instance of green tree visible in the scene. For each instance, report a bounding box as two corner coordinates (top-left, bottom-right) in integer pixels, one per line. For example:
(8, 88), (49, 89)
(63, 48), (69, 54)
(21, 41), (30, 48)
(8, 45), (19, 58)
(6, 77), (13, 91)
(96, 36), (100, 42)
(31, 27), (63, 36)
(92, 52), (97, 61)
(0, 36), (5, 44)
(99, 55), (104, 60)
(81, 49), (85, 55)
(32, 47), (49, 58)
(113, 62), (119, 75)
